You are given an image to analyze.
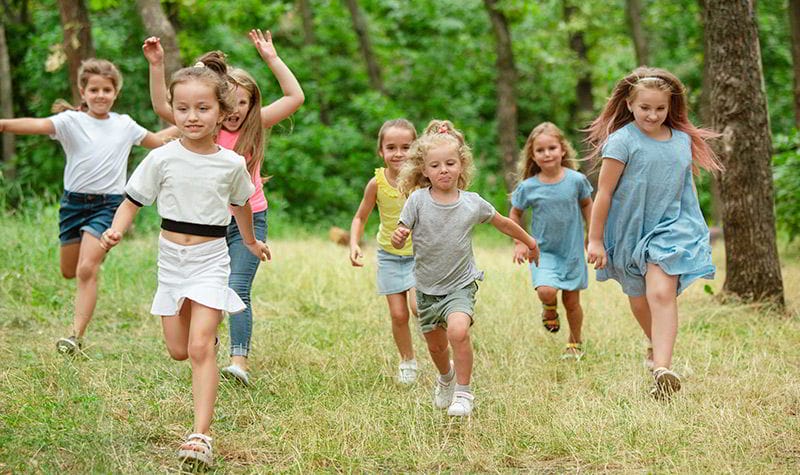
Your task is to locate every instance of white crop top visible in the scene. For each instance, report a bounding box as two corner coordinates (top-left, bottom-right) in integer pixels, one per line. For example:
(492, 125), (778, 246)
(125, 140), (255, 228)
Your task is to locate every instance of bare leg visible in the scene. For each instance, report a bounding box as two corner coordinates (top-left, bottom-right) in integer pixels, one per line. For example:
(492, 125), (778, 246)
(446, 313), (473, 386)
(59, 242), (80, 279)
(71, 234), (106, 338)
(561, 290), (583, 344)
(162, 300), (191, 361)
(386, 292), (414, 361)
(627, 295), (652, 342)
(645, 264), (679, 369)
(408, 287), (419, 318)
(537, 285), (558, 319)
(187, 302), (221, 435)
(423, 327), (451, 375)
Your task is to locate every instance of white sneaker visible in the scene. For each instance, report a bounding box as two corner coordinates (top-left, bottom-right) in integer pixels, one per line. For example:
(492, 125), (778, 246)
(447, 391), (474, 417)
(398, 359), (418, 384)
(433, 363), (455, 409)
(221, 364), (250, 386)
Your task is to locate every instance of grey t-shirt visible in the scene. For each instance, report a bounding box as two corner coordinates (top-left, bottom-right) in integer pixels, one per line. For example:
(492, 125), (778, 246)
(399, 187), (496, 295)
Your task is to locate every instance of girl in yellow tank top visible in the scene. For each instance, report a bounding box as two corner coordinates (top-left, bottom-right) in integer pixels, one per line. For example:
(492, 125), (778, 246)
(349, 119), (420, 384)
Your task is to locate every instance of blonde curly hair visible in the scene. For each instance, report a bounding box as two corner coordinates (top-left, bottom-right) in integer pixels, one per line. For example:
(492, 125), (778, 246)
(397, 119), (474, 195)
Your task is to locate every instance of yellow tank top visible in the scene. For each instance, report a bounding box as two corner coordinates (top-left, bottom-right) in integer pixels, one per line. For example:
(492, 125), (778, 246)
(375, 167), (412, 255)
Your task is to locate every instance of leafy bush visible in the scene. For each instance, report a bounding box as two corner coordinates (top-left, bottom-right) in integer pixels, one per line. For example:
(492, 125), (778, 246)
(773, 129), (800, 241)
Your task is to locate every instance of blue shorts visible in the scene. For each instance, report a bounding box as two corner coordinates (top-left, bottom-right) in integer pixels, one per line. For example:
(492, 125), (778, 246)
(58, 191), (124, 245)
(376, 248), (415, 295)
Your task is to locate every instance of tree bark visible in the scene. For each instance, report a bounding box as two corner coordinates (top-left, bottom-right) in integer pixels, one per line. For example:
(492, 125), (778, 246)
(625, 0), (649, 66)
(789, 0), (800, 129)
(57, 0), (94, 106)
(298, 0), (330, 125)
(483, 0), (519, 192)
(704, 0), (784, 305)
(343, 0), (385, 95)
(564, 1), (594, 178)
(0, 21), (16, 177)
(135, 0), (182, 81)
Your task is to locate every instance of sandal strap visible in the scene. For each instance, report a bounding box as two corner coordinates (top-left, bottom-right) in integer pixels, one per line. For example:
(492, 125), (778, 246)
(565, 342), (582, 350)
(542, 318), (559, 325)
(542, 303), (558, 310)
(185, 433), (212, 448)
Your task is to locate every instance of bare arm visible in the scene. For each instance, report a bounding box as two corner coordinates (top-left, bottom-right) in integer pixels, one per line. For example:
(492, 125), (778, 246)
(509, 206), (531, 264)
(99, 199), (141, 250)
(579, 196), (593, 249)
(249, 29), (305, 127)
(0, 118), (55, 135)
(586, 159), (625, 269)
(139, 126), (180, 149)
(349, 178), (377, 267)
(142, 37), (175, 124)
(491, 212), (539, 265)
(232, 201), (271, 261)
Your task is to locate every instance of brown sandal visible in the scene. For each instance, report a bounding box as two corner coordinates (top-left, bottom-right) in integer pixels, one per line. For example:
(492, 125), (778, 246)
(541, 303), (560, 333)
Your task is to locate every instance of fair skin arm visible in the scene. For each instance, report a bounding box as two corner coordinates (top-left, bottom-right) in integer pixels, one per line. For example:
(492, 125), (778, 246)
(490, 212), (540, 266)
(580, 196), (593, 249)
(142, 37), (174, 123)
(0, 118), (55, 135)
(99, 199), (141, 250)
(249, 29), (305, 127)
(509, 206), (531, 264)
(586, 158), (626, 269)
(232, 201), (271, 261)
(349, 178), (377, 266)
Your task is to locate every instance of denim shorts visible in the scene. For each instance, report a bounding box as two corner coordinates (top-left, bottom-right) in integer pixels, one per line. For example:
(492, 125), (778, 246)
(417, 281), (478, 333)
(58, 191), (124, 245)
(376, 249), (415, 295)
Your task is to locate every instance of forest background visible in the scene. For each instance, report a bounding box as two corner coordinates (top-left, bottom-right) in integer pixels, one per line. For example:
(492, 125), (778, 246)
(1, 0), (798, 239)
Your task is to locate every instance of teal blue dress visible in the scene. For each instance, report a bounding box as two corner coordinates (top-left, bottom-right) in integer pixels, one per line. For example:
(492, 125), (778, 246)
(599, 122), (714, 296)
(511, 168), (593, 290)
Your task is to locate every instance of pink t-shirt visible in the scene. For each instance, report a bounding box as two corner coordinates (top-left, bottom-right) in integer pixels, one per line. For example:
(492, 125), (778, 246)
(217, 129), (268, 212)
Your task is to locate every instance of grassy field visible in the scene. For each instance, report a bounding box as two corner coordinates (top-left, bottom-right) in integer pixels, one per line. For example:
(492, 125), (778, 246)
(1, 206), (799, 473)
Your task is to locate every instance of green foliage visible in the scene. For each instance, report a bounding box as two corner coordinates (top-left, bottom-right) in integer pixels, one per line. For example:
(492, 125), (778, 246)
(773, 130), (800, 241)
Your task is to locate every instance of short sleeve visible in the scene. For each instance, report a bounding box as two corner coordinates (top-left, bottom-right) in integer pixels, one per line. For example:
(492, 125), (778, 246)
(48, 110), (73, 142)
(577, 172), (593, 200)
(510, 181), (528, 210)
(229, 159), (256, 206)
(398, 191), (418, 229)
(121, 114), (148, 146)
(476, 194), (496, 224)
(601, 130), (630, 164)
(125, 153), (162, 206)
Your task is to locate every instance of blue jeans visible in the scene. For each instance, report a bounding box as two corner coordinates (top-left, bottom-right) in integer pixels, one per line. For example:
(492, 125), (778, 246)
(226, 210), (267, 357)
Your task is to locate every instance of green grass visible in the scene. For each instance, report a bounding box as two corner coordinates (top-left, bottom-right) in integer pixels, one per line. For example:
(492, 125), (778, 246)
(1, 206), (799, 473)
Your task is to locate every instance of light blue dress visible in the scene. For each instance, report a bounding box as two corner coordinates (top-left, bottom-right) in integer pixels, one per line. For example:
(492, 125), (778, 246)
(511, 168), (593, 290)
(599, 122), (714, 296)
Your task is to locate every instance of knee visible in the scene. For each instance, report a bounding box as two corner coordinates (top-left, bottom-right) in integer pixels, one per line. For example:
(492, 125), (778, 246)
(187, 338), (214, 361)
(166, 344), (189, 361)
(61, 268), (76, 279)
(389, 309), (410, 326)
(537, 287), (557, 303)
(75, 261), (98, 282)
(646, 287), (676, 305)
(425, 339), (448, 355)
(447, 326), (470, 346)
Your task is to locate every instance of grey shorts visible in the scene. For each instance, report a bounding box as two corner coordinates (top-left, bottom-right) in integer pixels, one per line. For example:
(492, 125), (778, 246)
(417, 281), (478, 333)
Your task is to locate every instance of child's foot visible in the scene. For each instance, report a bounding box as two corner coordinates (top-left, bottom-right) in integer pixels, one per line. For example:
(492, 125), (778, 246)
(56, 336), (81, 355)
(560, 342), (584, 361)
(650, 367), (681, 400)
(398, 359), (418, 385)
(447, 391), (474, 417)
(541, 302), (560, 333)
(221, 364), (250, 386)
(644, 344), (654, 371)
(433, 362), (455, 409)
(178, 433), (213, 469)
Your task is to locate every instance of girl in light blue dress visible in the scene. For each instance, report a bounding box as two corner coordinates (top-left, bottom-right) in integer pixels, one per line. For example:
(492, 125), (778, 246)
(585, 67), (723, 399)
(510, 122), (593, 360)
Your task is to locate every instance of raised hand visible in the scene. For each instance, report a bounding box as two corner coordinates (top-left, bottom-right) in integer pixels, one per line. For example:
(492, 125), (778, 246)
(142, 36), (164, 65)
(249, 29), (278, 62)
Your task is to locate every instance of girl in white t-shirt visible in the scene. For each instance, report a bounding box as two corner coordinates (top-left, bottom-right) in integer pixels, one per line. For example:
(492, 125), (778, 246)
(0, 59), (168, 355)
(99, 53), (269, 470)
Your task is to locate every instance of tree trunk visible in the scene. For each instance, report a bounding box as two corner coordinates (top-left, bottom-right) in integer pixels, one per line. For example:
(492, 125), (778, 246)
(625, 0), (649, 66)
(483, 0), (518, 192)
(0, 21), (16, 178)
(57, 0), (94, 106)
(343, 0), (385, 95)
(564, 1), (594, 179)
(298, 0), (330, 125)
(135, 0), (182, 81)
(704, 0), (784, 305)
(789, 0), (800, 129)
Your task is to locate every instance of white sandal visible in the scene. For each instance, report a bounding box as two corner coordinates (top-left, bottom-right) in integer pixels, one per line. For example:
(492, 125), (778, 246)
(178, 433), (213, 468)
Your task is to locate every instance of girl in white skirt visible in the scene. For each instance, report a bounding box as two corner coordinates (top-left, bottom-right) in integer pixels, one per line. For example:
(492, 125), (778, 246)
(100, 52), (269, 469)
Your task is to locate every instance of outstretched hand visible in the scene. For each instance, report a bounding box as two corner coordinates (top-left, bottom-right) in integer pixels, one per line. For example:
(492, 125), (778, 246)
(142, 36), (164, 65)
(249, 29), (278, 62)
(99, 229), (122, 251)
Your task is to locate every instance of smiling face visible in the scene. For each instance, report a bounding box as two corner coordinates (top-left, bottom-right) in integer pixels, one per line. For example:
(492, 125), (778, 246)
(223, 85), (252, 132)
(627, 87), (670, 137)
(378, 126), (415, 174)
(80, 75), (119, 119)
(171, 79), (223, 145)
(422, 142), (462, 193)
(531, 133), (565, 173)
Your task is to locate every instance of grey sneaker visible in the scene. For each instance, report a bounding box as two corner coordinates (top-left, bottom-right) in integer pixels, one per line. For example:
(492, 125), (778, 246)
(650, 367), (681, 400)
(56, 336), (81, 355)
(433, 362), (455, 409)
(447, 391), (474, 417)
(398, 359), (418, 385)
(221, 364), (250, 386)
